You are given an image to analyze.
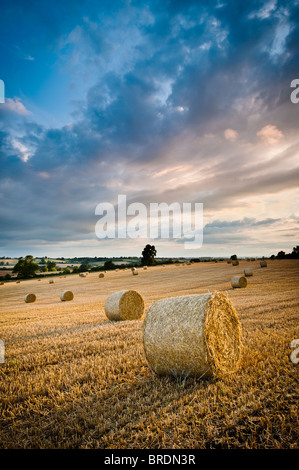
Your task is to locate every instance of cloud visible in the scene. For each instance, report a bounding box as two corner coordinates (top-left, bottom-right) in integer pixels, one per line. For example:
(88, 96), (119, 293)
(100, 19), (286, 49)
(224, 128), (238, 141)
(0, 0), (299, 256)
(2, 98), (31, 116)
(257, 124), (284, 144)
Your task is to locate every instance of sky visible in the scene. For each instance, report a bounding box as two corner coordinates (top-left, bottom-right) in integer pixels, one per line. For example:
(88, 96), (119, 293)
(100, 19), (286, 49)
(0, 0), (298, 259)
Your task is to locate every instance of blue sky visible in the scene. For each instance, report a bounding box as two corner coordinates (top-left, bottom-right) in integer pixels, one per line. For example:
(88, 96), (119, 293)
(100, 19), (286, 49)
(0, 0), (298, 258)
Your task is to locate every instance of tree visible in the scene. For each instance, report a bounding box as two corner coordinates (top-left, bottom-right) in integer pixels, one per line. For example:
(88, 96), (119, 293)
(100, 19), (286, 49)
(46, 260), (57, 271)
(104, 260), (115, 270)
(290, 246), (299, 259)
(79, 263), (90, 272)
(277, 251), (286, 259)
(230, 254), (238, 260)
(13, 255), (39, 278)
(141, 244), (157, 266)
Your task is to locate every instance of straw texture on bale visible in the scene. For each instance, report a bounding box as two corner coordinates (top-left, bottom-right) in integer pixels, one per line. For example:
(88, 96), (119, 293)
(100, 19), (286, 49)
(260, 260), (267, 267)
(244, 268), (253, 277)
(99, 273), (105, 278)
(143, 292), (242, 379)
(232, 260), (239, 266)
(60, 290), (74, 301)
(105, 290), (144, 321)
(24, 293), (36, 303)
(231, 276), (247, 288)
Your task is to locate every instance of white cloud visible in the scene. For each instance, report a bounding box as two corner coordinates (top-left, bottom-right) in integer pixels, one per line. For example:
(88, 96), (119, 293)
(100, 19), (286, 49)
(257, 124), (284, 145)
(4, 98), (31, 116)
(224, 128), (238, 141)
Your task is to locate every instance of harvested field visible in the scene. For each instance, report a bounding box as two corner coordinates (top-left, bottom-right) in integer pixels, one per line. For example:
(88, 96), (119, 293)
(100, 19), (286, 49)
(0, 259), (298, 449)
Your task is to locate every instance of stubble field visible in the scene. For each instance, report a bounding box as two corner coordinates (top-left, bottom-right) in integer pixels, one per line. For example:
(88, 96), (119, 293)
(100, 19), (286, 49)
(0, 260), (298, 449)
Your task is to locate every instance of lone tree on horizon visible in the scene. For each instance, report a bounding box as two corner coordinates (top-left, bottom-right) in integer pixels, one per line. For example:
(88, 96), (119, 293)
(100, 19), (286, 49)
(13, 255), (39, 278)
(141, 244), (157, 266)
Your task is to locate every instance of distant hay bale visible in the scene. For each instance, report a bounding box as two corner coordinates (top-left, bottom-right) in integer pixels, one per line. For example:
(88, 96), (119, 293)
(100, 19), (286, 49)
(143, 292), (242, 379)
(49, 279), (55, 284)
(79, 273), (86, 277)
(16, 280), (21, 284)
(132, 269), (139, 275)
(60, 290), (74, 301)
(232, 260), (239, 266)
(105, 290), (144, 321)
(24, 293), (36, 303)
(0, 282), (4, 285)
(244, 268), (253, 277)
(99, 273), (105, 278)
(231, 276), (247, 288)
(260, 260), (267, 267)
(38, 279), (41, 281)
(227, 260), (231, 264)
(143, 266), (148, 270)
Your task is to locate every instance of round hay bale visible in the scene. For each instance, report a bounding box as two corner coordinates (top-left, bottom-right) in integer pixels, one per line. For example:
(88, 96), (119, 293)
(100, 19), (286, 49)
(24, 293), (36, 303)
(143, 266), (148, 270)
(38, 279), (41, 281)
(227, 260), (231, 264)
(60, 290), (74, 301)
(244, 268), (253, 277)
(49, 279), (55, 284)
(231, 276), (247, 288)
(232, 260), (239, 266)
(0, 282), (4, 285)
(105, 290), (144, 321)
(132, 269), (139, 275)
(143, 292), (242, 379)
(16, 280), (21, 284)
(260, 260), (267, 267)
(99, 273), (105, 278)
(79, 273), (86, 277)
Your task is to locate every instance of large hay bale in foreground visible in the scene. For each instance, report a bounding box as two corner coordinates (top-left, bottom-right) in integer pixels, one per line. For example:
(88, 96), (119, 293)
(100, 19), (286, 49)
(105, 290), (144, 321)
(231, 276), (247, 288)
(60, 290), (74, 301)
(143, 292), (242, 379)
(232, 260), (239, 266)
(260, 260), (267, 267)
(99, 273), (105, 278)
(244, 268), (253, 277)
(24, 293), (36, 303)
